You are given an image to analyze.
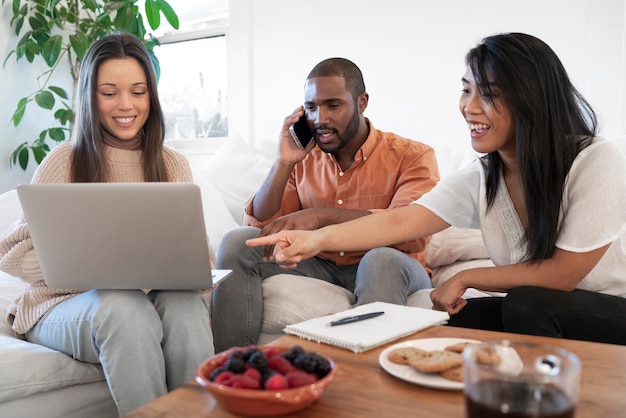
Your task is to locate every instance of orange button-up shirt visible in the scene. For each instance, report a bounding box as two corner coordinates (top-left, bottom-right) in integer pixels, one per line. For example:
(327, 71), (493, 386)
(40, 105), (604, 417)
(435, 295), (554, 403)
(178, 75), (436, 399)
(246, 120), (440, 267)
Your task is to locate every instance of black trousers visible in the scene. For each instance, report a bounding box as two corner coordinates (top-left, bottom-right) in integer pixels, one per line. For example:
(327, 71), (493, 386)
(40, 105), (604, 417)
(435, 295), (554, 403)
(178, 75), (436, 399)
(447, 286), (626, 345)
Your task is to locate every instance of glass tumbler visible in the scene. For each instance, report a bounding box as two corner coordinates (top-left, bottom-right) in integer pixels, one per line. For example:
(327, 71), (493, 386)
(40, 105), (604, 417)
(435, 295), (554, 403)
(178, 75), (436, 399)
(463, 340), (580, 418)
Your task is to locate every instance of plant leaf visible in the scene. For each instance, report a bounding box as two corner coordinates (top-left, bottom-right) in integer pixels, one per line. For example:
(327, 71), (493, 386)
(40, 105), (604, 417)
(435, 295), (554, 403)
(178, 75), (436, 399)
(69, 31), (90, 62)
(145, 0), (160, 30)
(155, 0), (178, 29)
(48, 85), (68, 99)
(25, 39), (41, 56)
(11, 97), (29, 126)
(42, 35), (62, 67)
(10, 142), (27, 168)
(32, 11), (49, 31)
(31, 28), (51, 47)
(28, 16), (43, 32)
(3, 50), (15, 69)
(24, 48), (35, 63)
(48, 127), (66, 141)
(15, 30), (32, 50)
(32, 145), (48, 164)
(11, 0), (20, 15)
(15, 15), (24, 34)
(18, 146), (29, 170)
(35, 90), (55, 110)
(82, 0), (98, 12)
(113, 4), (136, 33)
(135, 12), (147, 40)
(54, 108), (73, 125)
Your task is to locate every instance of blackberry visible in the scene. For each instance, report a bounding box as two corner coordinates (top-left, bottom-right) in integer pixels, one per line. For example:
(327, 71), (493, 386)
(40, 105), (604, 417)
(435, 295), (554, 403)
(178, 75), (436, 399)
(229, 349), (245, 360)
(224, 354), (246, 373)
(247, 350), (269, 369)
(243, 347), (262, 362)
(293, 351), (332, 377)
(314, 355), (332, 378)
(293, 351), (319, 373)
(209, 366), (226, 381)
(283, 345), (305, 363)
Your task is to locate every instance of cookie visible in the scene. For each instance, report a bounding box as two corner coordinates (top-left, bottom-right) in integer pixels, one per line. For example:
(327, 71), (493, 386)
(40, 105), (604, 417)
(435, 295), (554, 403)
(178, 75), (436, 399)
(473, 346), (502, 366)
(445, 341), (475, 353)
(440, 365), (464, 382)
(388, 347), (427, 365)
(408, 350), (463, 373)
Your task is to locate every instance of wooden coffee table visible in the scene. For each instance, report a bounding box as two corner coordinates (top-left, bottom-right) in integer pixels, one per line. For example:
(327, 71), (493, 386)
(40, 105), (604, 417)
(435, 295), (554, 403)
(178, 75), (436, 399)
(124, 326), (626, 417)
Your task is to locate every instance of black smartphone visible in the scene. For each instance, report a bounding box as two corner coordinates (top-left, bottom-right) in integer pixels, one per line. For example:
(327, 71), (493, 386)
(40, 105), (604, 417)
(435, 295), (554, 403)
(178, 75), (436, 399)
(289, 114), (314, 149)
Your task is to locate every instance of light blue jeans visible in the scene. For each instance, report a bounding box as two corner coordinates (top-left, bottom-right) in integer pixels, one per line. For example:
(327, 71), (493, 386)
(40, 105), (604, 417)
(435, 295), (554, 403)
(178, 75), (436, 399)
(211, 226), (432, 352)
(26, 289), (214, 415)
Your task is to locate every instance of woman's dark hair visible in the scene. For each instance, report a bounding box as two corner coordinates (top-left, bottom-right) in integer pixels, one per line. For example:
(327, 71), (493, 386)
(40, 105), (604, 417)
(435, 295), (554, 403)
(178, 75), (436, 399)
(70, 31), (168, 182)
(467, 33), (597, 261)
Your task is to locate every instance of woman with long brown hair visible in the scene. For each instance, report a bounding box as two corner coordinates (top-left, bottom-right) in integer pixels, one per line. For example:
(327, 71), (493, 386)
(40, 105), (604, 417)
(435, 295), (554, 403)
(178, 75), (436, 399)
(0, 32), (214, 414)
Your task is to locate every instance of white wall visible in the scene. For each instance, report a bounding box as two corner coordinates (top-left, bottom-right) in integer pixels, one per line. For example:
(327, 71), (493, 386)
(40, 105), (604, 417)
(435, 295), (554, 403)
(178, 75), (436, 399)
(1, 0), (625, 193)
(228, 0), (626, 153)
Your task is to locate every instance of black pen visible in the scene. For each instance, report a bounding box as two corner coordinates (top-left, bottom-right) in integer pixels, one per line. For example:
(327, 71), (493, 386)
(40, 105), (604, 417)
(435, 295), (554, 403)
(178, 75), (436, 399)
(328, 311), (385, 326)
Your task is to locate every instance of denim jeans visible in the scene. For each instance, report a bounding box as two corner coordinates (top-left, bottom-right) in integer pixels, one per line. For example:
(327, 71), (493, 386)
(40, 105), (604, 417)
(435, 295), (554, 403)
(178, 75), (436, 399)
(26, 289), (214, 415)
(211, 226), (432, 352)
(447, 286), (626, 345)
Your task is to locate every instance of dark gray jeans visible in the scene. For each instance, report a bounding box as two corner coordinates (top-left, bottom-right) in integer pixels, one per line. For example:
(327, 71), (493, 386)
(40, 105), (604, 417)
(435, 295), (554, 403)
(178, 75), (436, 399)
(211, 226), (431, 352)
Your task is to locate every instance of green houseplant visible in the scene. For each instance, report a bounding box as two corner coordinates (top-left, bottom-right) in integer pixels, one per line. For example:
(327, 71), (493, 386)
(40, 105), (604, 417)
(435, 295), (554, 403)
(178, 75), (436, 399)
(2, 0), (179, 170)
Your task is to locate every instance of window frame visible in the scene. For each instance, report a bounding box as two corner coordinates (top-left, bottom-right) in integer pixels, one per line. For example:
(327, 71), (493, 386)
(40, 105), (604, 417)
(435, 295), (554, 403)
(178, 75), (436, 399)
(156, 21), (229, 154)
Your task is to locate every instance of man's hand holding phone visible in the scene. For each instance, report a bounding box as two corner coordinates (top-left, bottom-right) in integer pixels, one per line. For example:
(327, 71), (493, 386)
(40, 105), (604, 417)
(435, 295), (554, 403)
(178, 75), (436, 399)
(289, 113), (314, 149)
(279, 107), (315, 162)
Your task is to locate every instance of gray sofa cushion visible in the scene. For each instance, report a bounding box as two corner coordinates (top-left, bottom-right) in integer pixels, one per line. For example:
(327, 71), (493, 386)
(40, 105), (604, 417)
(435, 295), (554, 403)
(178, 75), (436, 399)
(0, 335), (106, 403)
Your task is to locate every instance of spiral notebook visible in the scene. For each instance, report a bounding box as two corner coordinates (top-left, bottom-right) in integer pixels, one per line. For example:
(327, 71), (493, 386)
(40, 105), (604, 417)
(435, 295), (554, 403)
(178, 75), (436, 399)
(283, 301), (450, 353)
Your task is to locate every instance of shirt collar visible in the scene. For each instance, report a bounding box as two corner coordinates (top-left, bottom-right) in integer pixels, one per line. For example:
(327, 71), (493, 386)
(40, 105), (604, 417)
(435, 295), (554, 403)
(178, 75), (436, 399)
(354, 118), (377, 163)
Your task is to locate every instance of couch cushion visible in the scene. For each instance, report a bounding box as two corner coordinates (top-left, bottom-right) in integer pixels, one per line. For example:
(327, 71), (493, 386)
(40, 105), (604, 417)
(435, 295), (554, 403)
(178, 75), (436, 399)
(0, 272), (27, 337)
(0, 335), (106, 403)
(0, 272), (108, 404)
(262, 274), (355, 335)
(199, 135), (273, 224)
(191, 168), (239, 249)
(425, 226), (489, 268)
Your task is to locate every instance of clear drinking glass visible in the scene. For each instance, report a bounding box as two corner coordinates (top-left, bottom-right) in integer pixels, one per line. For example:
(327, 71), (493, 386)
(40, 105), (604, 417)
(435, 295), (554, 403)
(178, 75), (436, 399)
(463, 340), (580, 418)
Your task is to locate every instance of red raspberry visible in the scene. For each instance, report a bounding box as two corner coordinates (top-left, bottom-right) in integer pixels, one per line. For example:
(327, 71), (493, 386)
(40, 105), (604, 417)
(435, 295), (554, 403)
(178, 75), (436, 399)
(267, 355), (297, 375)
(230, 374), (261, 389)
(285, 370), (317, 388)
(213, 370), (234, 386)
(244, 367), (262, 383)
(264, 373), (289, 390)
(262, 346), (282, 358)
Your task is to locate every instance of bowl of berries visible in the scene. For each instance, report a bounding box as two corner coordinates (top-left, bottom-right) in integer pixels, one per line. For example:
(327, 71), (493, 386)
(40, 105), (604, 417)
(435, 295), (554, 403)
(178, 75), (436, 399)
(195, 345), (337, 416)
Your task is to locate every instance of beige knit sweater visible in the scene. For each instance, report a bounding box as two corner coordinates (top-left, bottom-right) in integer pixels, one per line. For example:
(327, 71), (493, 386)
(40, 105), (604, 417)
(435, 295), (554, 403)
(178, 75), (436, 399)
(0, 142), (193, 334)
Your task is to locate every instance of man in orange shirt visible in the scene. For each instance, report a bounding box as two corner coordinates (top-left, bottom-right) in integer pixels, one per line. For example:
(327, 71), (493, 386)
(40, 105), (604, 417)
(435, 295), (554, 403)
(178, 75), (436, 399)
(212, 58), (440, 352)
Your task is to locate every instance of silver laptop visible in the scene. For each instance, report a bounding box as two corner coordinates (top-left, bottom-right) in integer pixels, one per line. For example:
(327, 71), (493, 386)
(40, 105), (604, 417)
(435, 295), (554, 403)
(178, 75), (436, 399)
(17, 182), (231, 290)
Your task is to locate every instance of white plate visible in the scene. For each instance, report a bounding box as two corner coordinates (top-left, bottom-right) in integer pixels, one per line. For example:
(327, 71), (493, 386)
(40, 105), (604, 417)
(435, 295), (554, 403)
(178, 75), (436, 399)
(378, 337), (480, 390)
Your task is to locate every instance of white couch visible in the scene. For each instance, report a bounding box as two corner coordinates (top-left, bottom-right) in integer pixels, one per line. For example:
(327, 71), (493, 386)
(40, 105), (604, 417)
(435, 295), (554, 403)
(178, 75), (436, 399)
(0, 135), (524, 417)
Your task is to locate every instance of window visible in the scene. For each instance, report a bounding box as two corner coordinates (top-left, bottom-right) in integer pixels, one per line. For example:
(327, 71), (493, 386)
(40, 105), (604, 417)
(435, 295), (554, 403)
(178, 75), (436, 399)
(154, 0), (228, 141)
